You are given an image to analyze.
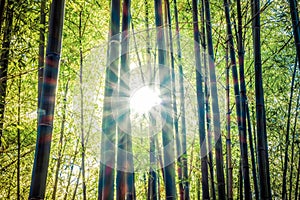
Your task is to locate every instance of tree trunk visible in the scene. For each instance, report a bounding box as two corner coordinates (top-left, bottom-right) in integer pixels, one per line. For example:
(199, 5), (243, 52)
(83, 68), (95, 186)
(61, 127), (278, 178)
(78, 9), (87, 200)
(164, 0), (184, 199)
(282, 57), (297, 200)
(288, 76), (299, 200)
(29, 0), (66, 198)
(116, 0), (135, 199)
(98, 0), (120, 199)
(236, 0), (259, 198)
(0, 0), (13, 148)
(288, 0), (300, 70)
(200, 1), (216, 198)
(223, 1), (252, 198)
(192, 0), (209, 199)
(38, 0), (46, 109)
(154, 0), (176, 198)
(239, 162), (243, 200)
(295, 150), (300, 200)
(145, 1), (158, 199)
(17, 71), (21, 200)
(0, 0), (5, 37)
(225, 43), (233, 200)
(251, 0), (272, 199)
(204, 0), (226, 198)
(173, 0), (190, 198)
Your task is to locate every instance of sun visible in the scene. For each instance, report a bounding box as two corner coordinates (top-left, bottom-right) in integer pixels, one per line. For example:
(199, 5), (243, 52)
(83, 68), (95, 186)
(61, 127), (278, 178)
(130, 86), (161, 115)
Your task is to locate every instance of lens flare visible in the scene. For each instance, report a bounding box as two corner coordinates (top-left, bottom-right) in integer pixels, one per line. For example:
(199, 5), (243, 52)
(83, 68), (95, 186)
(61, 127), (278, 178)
(130, 86), (161, 115)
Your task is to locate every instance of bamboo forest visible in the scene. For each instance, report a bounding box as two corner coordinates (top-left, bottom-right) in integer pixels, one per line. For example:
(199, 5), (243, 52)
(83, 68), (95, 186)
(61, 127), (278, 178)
(1, 0), (300, 199)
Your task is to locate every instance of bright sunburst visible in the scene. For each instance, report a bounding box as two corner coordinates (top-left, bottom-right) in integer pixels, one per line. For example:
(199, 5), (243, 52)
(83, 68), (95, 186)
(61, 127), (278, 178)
(130, 86), (161, 115)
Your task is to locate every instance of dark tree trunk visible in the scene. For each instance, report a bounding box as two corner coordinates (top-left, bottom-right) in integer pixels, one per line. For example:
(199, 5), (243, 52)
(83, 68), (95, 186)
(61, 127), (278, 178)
(164, 0), (183, 199)
(200, 1), (216, 199)
(225, 43), (233, 200)
(223, 1), (252, 199)
(251, 0), (272, 199)
(38, 0), (46, 109)
(236, 0), (259, 198)
(174, 0), (190, 198)
(239, 161), (243, 200)
(0, 0), (13, 148)
(116, 0), (135, 199)
(204, 0), (226, 198)
(289, 90), (300, 200)
(288, 0), (300, 70)
(295, 150), (300, 200)
(17, 70), (21, 200)
(191, 0), (209, 199)
(154, 0), (176, 198)
(78, 10), (87, 200)
(29, 0), (66, 198)
(98, 0), (120, 199)
(246, 104), (259, 199)
(0, 0), (6, 34)
(282, 57), (297, 200)
(145, 1), (158, 199)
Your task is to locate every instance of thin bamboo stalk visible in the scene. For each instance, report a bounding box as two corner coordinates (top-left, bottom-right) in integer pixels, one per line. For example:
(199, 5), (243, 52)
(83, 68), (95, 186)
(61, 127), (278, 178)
(154, 0), (176, 198)
(192, 0), (210, 198)
(173, 0), (190, 198)
(204, 0), (226, 198)
(251, 0), (272, 199)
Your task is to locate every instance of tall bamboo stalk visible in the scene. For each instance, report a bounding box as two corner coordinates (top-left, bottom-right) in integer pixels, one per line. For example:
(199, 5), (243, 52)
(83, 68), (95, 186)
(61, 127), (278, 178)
(289, 89), (300, 200)
(38, 0), (46, 109)
(116, 0), (135, 199)
(154, 0), (176, 198)
(0, 0), (13, 148)
(192, 0), (209, 199)
(98, 0), (120, 199)
(204, 0), (226, 198)
(173, 0), (190, 198)
(17, 70), (21, 200)
(224, 0), (252, 198)
(145, 1), (158, 199)
(288, 0), (300, 70)
(236, 0), (259, 198)
(78, 9), (87, 200)
(29, 0), (66, 198)
(295, 150), (300, 200)
(282, 57), (297, 200)
(0, 0), (5, 34)
(200, 1), (216, 198)
(164, 0), (184, 198)
(251, 0), (272, 199)
(246, 103), (259, 198)
(225, 43), (233, 200)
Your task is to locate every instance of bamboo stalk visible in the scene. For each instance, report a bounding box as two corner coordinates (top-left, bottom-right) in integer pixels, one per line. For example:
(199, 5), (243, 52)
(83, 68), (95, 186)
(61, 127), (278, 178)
(29, 0), (66, 198)
(251, 0), (272, 199)
(98, 0), (121, 199)
(154, 0), (176, 198)
(204, 0), (226, 198)
(191, 0), (210, 198)
(173, 0), (190, 198)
